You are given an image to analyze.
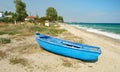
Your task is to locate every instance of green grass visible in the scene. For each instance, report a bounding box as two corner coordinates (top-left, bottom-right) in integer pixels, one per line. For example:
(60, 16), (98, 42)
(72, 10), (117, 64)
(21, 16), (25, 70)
(0, 31), (18, 35)
(30, 25), (66, 36)
(0, 24), (22, 35)
(0, 37), (11, 44)
(0, 32), (6, 35)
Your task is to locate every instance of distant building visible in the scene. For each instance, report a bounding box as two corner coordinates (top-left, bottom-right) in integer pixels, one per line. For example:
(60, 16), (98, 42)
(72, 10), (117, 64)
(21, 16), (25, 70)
(45, 20), (49, 26)
(25, 16), (36, 21)
(0, 12), (4, 18)
(5, 15), (12, 18)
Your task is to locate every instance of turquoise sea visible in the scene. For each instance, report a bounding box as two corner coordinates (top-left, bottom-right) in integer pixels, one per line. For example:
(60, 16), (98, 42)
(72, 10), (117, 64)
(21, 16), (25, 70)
(67, 22), (120, 40)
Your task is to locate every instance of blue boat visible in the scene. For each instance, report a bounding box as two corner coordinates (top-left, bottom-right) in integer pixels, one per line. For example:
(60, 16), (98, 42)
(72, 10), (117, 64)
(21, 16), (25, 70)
(35, 33), (101, 61)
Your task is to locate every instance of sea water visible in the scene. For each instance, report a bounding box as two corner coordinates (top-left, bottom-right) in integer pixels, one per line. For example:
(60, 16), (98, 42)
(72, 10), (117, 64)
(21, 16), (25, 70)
(67, 22), (120, 40)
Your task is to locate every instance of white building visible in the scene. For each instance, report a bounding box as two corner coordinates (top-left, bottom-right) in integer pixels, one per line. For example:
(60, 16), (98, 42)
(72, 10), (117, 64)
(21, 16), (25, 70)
(0, 12), (4, 18)
(45, 20), (49, 26)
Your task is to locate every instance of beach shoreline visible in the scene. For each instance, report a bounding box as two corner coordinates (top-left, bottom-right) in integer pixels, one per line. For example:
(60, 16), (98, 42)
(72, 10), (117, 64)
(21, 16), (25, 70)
(67, 23), (120, 41)
(60, 23), (120, 43)
(76, 26), (120, 45)
(59, 23), (120, 72)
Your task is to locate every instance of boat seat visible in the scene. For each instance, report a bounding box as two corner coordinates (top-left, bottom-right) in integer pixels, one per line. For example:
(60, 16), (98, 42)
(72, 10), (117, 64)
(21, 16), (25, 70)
(40, 36), (51, 39)
(40, 36), (50, 38)
(61, 42), (80, 48)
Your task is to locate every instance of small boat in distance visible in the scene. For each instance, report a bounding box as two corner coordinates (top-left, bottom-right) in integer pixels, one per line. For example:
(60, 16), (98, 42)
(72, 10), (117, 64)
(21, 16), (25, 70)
(35, 33), (101, 61)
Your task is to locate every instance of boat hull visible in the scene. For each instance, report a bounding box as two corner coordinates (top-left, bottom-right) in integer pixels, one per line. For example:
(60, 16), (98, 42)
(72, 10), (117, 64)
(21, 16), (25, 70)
(35, 34), (101, 61)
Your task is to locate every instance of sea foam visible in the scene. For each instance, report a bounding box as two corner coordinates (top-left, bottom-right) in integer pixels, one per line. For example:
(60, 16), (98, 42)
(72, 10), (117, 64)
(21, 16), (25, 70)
(86, 28), (120, 40)
(71, 25), (120, 40)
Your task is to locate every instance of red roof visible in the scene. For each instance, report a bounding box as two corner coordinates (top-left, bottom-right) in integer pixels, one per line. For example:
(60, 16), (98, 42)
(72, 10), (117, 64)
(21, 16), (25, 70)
(26, 16), (36, 18)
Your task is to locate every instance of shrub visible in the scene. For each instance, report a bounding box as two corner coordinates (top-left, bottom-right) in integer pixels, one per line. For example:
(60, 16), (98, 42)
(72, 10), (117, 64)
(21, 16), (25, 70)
(0, 37), (11, 44)
(30, 25), (66, 36)
(0, 32), (6, 35)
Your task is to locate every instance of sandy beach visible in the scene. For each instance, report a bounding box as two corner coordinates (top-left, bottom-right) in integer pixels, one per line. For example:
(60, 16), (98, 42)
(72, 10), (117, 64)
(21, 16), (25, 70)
(60, 23), (120, 72)
(0, 23), (120, 72)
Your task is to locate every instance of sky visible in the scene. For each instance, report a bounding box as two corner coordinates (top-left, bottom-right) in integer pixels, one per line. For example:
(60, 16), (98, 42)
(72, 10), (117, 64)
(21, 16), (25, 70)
(0, 0), (120, 23)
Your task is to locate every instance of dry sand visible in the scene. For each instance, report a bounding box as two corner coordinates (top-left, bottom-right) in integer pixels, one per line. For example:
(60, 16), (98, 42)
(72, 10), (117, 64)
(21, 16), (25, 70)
(0, 23), (120, 72)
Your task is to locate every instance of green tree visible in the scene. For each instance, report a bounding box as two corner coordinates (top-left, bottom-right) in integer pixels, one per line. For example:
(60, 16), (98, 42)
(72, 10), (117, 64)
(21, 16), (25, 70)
(46, 7), (58, 22)
(1, 11), (15, 23)
(58, 16), (64, 22)
(39, 17), (50, 25)
(14, 0), (28, 21)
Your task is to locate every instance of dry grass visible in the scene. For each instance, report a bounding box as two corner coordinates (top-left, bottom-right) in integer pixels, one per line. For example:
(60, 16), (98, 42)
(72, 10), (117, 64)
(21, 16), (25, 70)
(6, 43), (43, 54)
(61, 58), (73, 67)
(0, 50), (6, 60)
(0, 23), (66, 37)
(19, 44), (43, 54)
(41, 65), (52, 71)
(9, 57), (29, 66)
(10, 35), (25, 41)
